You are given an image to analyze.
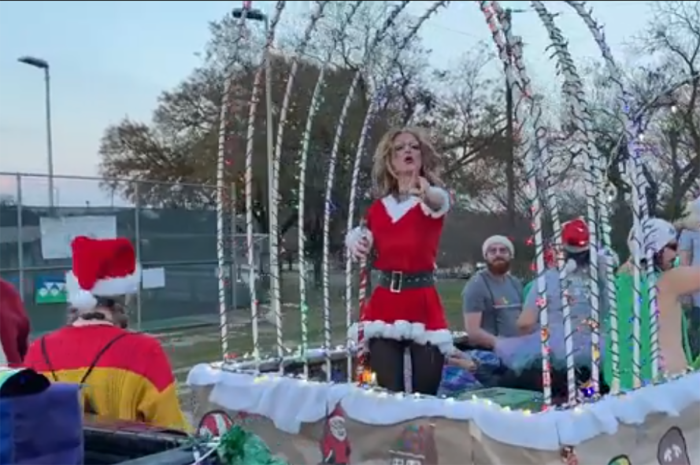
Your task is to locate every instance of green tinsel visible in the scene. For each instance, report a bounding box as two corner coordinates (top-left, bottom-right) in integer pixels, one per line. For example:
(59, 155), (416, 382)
(217, 426), (289, 465)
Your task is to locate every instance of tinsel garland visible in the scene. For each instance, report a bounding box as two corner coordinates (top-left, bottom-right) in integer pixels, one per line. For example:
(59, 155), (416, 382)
(217, 426), (288, 465)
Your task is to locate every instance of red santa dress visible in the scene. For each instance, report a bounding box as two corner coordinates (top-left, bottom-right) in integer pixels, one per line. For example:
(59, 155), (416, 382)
(347, 187), (453, 355)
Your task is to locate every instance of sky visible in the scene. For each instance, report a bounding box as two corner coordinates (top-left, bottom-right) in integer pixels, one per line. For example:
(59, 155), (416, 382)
(0, 1), (655, 206)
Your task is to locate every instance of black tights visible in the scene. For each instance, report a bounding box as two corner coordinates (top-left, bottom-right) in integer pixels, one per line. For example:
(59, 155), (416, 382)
(369, 338), (445, 395)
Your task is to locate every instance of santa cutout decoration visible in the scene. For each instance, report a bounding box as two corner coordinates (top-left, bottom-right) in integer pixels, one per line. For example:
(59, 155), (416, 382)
(320, 404), (350, 465)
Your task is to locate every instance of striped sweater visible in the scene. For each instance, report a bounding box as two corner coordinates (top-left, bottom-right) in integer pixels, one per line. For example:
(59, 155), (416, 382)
(23, 324), (189, 431)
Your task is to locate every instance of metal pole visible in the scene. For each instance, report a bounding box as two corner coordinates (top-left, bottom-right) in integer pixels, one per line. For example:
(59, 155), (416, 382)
(44, 67), (55, 209)
(16, 174), (25, 301)
(134, 181), (142, 330)
(504, 9), (516, 228)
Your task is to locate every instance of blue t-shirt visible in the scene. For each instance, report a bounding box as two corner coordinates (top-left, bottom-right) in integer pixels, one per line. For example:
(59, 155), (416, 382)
(493, 264), (609, 372)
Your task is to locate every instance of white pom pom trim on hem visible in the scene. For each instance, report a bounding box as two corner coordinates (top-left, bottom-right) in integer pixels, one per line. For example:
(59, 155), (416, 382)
(348, 320), (455, 355)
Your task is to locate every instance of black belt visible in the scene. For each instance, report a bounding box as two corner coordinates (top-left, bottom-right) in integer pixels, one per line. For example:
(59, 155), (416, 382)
(378, 271), (435, 293)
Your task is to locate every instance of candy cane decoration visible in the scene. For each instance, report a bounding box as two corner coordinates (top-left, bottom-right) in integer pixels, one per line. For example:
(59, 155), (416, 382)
(355, 221), (370, 383)
(531, 0), (603, 400)
(298, 2), (363, 380)
(243, 1), (286, 370)
(634, 146), (660, 380)
(484, 0), (553, 406)
(322, 0), (412, 380)
(216, 4), (255, 361)
(270, 0), (328, 374)
(565, 0), (655, 385)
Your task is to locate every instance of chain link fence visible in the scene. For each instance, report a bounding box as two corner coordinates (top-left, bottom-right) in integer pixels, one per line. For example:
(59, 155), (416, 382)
(2, 172), (625, 366)
(0, 172), (269, 336)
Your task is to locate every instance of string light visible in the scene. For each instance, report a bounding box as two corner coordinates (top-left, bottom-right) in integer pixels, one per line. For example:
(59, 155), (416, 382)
(204, 0), (700, 438)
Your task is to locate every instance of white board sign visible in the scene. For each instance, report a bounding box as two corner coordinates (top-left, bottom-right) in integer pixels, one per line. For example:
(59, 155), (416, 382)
(40, 215), (117, 260)
(142, 267), (166, 289)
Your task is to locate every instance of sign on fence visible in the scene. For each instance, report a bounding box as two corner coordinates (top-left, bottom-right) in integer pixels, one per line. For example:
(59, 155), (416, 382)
(39, 215), (117, 259)
(34, 275), (67, 304)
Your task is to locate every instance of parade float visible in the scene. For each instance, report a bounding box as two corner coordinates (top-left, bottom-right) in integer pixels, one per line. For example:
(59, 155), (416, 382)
(187, 1), (700, 464)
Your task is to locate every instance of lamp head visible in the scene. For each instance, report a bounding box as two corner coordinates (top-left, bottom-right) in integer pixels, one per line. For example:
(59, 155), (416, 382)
(18, 56), (49, 69)
(232, 7), (265, 21)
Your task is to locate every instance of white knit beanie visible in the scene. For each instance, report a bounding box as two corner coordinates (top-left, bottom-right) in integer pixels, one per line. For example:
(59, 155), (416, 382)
(482, 235), (514, 258)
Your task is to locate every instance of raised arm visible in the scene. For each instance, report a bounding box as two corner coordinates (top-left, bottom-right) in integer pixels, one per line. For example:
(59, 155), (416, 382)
(518, 284), (540, 335)
(419, 185), (451, 217)
(657, 266), (700, 374)
(518, 270), (559, 334)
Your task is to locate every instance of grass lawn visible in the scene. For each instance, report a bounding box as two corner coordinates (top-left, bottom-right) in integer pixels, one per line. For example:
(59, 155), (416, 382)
(162, 272), (466, 380)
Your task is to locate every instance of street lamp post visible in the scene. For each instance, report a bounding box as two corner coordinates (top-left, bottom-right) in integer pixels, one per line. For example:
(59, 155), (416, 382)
(18, 56), (55, 209)
(232, 7), (278, 323)
(232, 8), (273, 199)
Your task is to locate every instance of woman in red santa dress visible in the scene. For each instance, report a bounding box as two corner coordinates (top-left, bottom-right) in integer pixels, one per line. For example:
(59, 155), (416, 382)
(346, 127), (456, 395)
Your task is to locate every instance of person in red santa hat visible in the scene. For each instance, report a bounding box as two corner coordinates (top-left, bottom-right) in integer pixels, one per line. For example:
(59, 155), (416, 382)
(0, 278), (31, 366)
(346, 127), (458, 395)
(497, 218), (612, 397)
(23, 236), (189, 430)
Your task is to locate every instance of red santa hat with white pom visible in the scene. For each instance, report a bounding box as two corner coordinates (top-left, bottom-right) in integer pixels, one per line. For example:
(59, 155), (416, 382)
(65, 236), (141, 311)
(561, 217), (590, 273)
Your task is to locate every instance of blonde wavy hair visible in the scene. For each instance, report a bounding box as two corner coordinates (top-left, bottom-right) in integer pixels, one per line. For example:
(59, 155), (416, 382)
(371, 127), (444, 198)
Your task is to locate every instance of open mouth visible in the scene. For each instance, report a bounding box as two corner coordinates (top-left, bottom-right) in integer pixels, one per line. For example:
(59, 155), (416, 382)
(404, 155), (414, 165)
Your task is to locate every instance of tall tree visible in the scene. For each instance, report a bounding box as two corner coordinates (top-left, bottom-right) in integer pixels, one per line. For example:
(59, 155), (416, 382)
(584, 1), (699, 217)
(98, 2), (509, 280)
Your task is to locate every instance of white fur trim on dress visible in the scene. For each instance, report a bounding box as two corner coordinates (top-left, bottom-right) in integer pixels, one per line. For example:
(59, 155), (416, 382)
(419, 186), (450, 219)
(345, 227), (373, 261)
(65, 265), (141, 310)
(348, 320), (455, 355)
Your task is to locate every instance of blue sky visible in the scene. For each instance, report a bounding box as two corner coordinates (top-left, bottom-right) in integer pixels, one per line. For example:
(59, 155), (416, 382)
(0, 1), (653, 206)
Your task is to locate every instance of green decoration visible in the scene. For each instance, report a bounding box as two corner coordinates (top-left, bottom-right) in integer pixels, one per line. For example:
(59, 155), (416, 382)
(604, 273), (693, 390)
(217, 426), (288, 465)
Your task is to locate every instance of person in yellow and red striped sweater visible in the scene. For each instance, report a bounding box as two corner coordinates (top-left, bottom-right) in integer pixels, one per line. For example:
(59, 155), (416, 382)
(23, 236), (189, 431)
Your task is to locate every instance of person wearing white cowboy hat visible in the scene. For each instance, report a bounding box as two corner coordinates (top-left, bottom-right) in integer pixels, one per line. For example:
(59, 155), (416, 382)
(636, 217), (700, 374)
(462, 235), (524, 349)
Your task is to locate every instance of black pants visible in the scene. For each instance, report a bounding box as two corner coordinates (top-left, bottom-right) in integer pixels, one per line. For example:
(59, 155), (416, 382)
(369, 338), (445, 395)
